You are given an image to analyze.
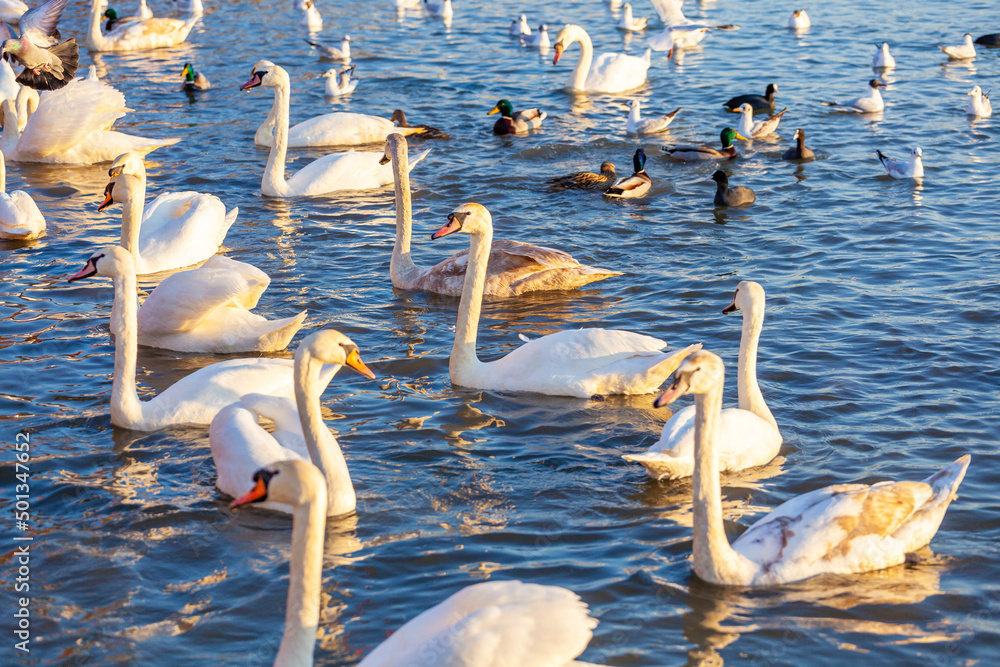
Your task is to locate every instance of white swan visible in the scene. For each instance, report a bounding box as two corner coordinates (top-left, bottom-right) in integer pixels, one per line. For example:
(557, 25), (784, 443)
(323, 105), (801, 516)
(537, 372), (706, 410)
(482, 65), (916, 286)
(0, 78), (180, 164)
(100, 162), (237, 275)
(240, 61), (429, 197)
(0, 58), (18, 103)
(136, 255), (307, 353)
(624, 281), (781, 480)
(552, 24), (651, 93)
(211, 329), (375, 516)
(67, 245), (336, 431)
(0, 149), (45, 239)
(358, 580), (599, 666)
(254, 104), (426, 148)
(432, 202), (700, 397)
(654, 349), (970, 586)
(87, 0), (199, 52)
(381, 134), (621, 297)
(0, 0), (27, 24)
(230, 459), (330, 666)
(133, 0), (152, 19)
(966, 85), (992, 117)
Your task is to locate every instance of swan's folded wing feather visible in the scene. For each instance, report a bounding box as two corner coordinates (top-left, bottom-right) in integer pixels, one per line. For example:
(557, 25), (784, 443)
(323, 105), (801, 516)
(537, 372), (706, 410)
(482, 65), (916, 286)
(200, 255), (269, 308)
(18, 79), (127, 158)
(358, 581), (594, 667)
(138, 265), (266, 335)
(589, 52), (648, 90)
(491, 239), (579, 268)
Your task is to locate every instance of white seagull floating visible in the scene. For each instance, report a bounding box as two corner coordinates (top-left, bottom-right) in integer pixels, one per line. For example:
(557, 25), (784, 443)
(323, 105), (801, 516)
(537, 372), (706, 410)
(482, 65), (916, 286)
(872, 42), (895, 68)
(523, 24), (550, 52)
(966, 85), (992, 117)
(821, 78), (886, 113)
(787, 9), (810, 29)
(877, 146), (923, 179)
(509, 14), (530, 36)
(618, 3), (648, 32)
(734, 102), (787, 138)
(939, 32), (975, 60)
(626, 99), (680, 135)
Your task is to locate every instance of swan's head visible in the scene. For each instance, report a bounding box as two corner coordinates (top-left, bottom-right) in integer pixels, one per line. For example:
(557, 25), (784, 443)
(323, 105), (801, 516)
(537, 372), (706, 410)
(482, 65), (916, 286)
(240, 60), (281, 91)
(97, 173), (142, 212)
(108, 152), (146, 181)
(298, 329), (376, 379)
(722, 280), (765, 316)
(552, 24), (582, 65)
(380, 133), (406, 165)
(431, 203), (492, 240)
(653, 350), (724, 408)
(67, 246), (132, 283)
(911, 146), (922, 159)
(487, 99), (514, 117)
(230, 459), (325, 510)
(868, 78), (886, 90)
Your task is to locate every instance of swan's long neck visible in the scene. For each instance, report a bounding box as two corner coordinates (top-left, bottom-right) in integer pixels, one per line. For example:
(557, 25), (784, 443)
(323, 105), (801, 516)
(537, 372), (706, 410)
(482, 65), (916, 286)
(110, 260), (145, 428)
(692, 376), (748, 584)
(276, 480), (326, 665)
(119, 184), (146, 263)
(0, 150), (5, 192)
(450, 225), (492, 380)
(262, 78), (291, 196)
(255, 95), (278, 146)
(567, 27), (594, 91)
(390, 141), (420, 285)
(88, 0), (108, 49)
(295, 351), (356, 516)
(1, 100), (21, 155)
(737, 302), (776, 428)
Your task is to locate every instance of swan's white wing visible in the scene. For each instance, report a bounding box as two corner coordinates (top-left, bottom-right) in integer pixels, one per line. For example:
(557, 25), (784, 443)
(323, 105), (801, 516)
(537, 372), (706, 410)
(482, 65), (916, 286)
(18, 79), (127, 158)
(587, 52), (649, 93)
(136, 192), (233, 273)
(287, 112), (399, 147)
(358, 581), (595, 667)
(137, 263), (267, 335)
(287, 149), (395, 195)
(209, 402), (303, 513)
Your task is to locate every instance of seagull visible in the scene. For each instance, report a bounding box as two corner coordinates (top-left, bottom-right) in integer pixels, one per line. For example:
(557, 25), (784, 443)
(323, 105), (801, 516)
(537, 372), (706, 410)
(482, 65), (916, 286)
(733, 103), (787, 138)
(0, 0), (78, 91)
(787, 9), (810, 29)
(523, 24), (550, 51)
(966, 86), (992, 117)
(877, 147), (923, 179)
(509, 14), (530, 37)
(649, 26), (710, 54)
(872, 42), (895, 69)
(618, 3), (648, 32)
(626, 99), (680, 135)
(323, 65), (358, 96)
(304, 35), (350, 60)
(939, 33), (975, 60)
(821, 79), (886, 113)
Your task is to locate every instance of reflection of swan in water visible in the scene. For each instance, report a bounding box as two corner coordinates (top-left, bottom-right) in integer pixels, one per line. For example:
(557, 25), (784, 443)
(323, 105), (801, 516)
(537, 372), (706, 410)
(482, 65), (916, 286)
(680, 561), (953, 663)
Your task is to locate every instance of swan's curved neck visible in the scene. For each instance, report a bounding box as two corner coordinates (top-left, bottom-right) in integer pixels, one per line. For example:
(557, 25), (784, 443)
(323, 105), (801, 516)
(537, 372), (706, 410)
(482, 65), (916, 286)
(451, 225), (492, 381)
(565, 27), (594, 91)
(110, 261), (145, 428)
(389, 141), (420, 285)
(262, 78), (291, 196)
(295, 351), (356, 516)
(737, 302), (776, 428)
(255, 94), (278, 146)
(88, 0), (109, 49)
(119, 185), (146, 263)
(1, 100), (21, 155)
(692, 376), (750, 584)
(0, 151), (5, 193)
(276, 479), (326, 665)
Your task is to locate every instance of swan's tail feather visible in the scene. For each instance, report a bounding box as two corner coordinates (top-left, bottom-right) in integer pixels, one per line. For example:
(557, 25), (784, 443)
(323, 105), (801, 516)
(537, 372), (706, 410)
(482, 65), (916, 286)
(129, 136), (182, 157)
(406, 148), (431, 173)
(219, 206), (239, 244)
(924, 454), (971, 502)
(254, 311), (308, 352)
(622, 451), (693, 481)
(649, 343), (703, 381)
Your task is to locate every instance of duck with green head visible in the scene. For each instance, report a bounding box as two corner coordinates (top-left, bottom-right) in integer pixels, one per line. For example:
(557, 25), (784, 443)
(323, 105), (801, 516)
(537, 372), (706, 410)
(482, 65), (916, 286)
(488, 98), (546, 135)
(181, 62), (210, 91)
(663, 127), (747, 162)
(605, 148), (651, 198)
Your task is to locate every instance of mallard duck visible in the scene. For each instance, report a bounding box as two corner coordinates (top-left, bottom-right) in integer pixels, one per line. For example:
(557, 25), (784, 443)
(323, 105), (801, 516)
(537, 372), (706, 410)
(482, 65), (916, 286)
(939, 33), (975, 60)
(723, 83), (777, 113)
(390, 109), (448, 139)
(181, 62), (209, 91)
(626, 99), (680, 135)
(821, 79), (886, 113)
(488, 99), (545, 135)
(876, 147), (923, 179)
(605, 148), (651, 198)
(711, 170), (755, 206)
(733, 103), (786, 138)
(663, 127), (746, 161)
(546, 161), (616, 190)
(782, 128), (814, 160)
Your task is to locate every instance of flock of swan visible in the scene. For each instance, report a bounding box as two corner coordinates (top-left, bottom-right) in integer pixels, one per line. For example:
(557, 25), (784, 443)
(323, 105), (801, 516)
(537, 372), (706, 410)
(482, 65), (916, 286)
(2, 0), (988, 664)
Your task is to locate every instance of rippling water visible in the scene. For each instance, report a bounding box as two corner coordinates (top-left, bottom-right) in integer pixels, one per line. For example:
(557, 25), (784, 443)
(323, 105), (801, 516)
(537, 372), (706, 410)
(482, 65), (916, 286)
(2, 0), (999, 664)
